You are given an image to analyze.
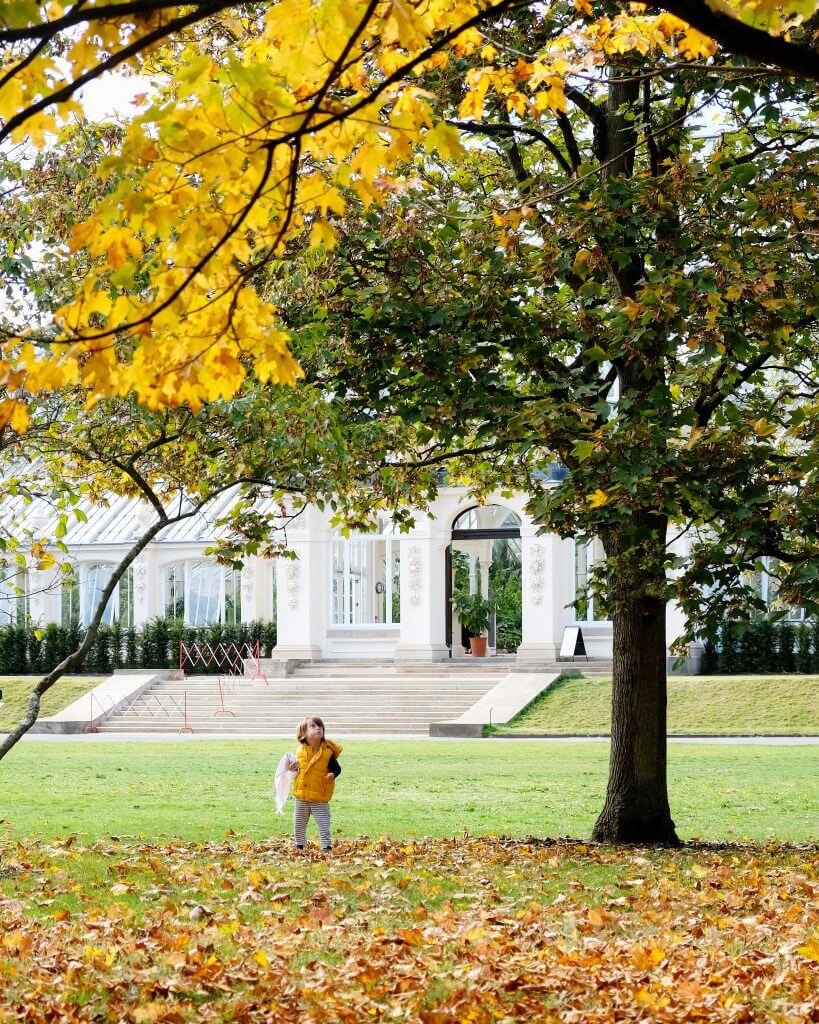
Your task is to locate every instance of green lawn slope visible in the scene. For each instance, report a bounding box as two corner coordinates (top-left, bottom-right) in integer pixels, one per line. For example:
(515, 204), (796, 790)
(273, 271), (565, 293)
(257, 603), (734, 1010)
(494, 674), (819, 736)
(0, 675), (104, 730)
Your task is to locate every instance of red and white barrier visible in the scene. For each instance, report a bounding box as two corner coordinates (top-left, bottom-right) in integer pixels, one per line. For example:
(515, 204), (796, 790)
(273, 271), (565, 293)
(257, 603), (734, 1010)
(120, 692), (194, 734)
(179, 640), (268, 684)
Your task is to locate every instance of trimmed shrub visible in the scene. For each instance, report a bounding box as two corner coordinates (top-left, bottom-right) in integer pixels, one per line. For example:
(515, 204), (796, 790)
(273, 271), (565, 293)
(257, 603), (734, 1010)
(795, 624), (813, 674)
(0, 626), (27, 674)
(700, 634), (718, 674)
(0, 618), (276, 675)
(717, 623), (741, 674)
(777, 622), (796, 674)
(703, 617), (816, 674)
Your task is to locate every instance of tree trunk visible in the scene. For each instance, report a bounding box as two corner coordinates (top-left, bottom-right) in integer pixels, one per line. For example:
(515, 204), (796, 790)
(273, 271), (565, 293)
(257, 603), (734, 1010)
(591, 589), (680, 845)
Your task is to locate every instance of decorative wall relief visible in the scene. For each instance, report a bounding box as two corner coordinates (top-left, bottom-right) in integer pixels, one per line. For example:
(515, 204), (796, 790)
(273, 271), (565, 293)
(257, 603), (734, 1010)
(241, 561), (255, 603)
(529, 542), (545, 606)
(284, 559), (301, 610)
(133, 559), (147, 603)
(408, 544), (423, 607)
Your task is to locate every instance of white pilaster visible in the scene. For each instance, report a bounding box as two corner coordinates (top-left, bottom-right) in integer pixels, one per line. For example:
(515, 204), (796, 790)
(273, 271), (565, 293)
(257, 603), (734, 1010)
(516, 528), (561, 663)
(271, 506), (329, 661)
(394, 518), (449, 662)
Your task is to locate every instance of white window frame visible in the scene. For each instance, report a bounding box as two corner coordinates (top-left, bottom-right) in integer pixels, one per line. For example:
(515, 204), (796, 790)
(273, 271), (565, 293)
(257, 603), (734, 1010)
(572, 538), (611, 625)
(162, 560), (242, 626)
(0, 570), (29, 626)
(77, 563), (134, 628)
(331, 524), (400, 629)
(761, 558), (806, 622)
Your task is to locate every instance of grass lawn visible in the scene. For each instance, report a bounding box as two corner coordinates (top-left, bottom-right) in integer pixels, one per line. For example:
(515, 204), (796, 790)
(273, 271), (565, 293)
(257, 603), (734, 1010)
(0, 675), (103, 730)
(1, 741), (816, 1020)
(0, 739), (816, 843)
(0, 833), (815, 1022)
(493, 674), (819, 736)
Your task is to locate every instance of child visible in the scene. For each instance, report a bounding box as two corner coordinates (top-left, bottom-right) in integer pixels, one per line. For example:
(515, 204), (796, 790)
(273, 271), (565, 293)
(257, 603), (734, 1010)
(286, 716), (342, 852)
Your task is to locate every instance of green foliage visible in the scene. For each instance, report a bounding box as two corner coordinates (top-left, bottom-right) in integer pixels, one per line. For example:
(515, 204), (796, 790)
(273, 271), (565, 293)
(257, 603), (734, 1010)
(452, 591), (495, 637)
(710, 619), (815, 673)
(0, 620), (277, 675)
(795, 624), (813, 674)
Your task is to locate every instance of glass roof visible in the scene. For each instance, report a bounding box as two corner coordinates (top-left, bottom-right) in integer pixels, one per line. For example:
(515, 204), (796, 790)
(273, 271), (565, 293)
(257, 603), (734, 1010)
(452, 505), (521, 531)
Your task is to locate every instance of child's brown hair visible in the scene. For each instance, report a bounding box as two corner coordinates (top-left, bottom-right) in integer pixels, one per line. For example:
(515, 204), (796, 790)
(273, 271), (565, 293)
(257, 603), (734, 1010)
(297, 716), (325, 744)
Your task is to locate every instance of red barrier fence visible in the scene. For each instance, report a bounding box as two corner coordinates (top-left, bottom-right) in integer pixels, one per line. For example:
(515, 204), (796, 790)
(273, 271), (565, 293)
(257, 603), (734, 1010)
(179, 640), (267, 683)
(120, 692), (194, 734)
(214, 676), (237, 718)
(84, 692), (128, 733)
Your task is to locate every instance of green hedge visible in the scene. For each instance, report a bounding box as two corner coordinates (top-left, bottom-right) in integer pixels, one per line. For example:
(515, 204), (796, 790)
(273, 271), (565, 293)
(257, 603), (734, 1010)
(700, 619), (819, 674)
(0, 619), (277, 676)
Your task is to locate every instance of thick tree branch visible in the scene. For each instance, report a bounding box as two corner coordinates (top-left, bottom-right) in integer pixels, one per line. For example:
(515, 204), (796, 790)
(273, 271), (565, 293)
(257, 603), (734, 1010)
(650, 0), (819, 83)
(556, 112), (582, 173)
(447, 118), (573, 176)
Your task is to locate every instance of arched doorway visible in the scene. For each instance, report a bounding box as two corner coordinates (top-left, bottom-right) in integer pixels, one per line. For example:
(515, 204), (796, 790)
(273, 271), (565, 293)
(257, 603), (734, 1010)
(446, 505), (522, 657)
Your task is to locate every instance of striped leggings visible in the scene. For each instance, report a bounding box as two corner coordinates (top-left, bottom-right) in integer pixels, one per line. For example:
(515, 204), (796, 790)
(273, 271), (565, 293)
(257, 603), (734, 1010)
(293, 798), (332, 849)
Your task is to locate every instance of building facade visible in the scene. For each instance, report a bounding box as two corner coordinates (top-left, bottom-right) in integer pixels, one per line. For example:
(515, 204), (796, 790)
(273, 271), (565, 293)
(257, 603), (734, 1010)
(1, 484), (706, 667)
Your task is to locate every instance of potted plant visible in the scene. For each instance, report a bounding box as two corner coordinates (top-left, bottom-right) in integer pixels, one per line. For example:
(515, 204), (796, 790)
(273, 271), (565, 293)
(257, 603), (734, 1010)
(452, 591), (495, 657)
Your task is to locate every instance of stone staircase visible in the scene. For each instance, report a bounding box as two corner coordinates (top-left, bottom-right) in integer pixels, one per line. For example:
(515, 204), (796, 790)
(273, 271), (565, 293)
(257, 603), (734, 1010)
(96, 660), (512, 736)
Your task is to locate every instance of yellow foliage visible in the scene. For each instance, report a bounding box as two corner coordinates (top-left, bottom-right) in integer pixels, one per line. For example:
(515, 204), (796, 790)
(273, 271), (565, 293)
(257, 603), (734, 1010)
(0, 0), (752, 422)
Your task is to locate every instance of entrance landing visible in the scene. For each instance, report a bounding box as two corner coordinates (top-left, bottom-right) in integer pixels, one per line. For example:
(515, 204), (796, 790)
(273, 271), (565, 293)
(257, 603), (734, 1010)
(88, 661), (556, 736)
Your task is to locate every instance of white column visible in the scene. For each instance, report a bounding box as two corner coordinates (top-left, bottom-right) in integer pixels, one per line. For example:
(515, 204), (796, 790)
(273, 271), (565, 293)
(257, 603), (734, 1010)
(517, 528), (561, 663)
(27, 566), (50, 626)
(240, 556), (271, 622)
(394, 517), (449, 662)
(133, 505), (159, 625)
(271, 506), (329, 661)
(666, 528), (700, 672)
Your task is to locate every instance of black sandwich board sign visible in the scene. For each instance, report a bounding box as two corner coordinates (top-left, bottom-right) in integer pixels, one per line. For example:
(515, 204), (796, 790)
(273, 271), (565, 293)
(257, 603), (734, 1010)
(559, 626), (588, 661)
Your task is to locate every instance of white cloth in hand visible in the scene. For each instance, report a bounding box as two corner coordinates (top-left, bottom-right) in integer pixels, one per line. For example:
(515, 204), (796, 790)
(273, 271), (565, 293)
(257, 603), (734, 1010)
(274, 752), (298, 814)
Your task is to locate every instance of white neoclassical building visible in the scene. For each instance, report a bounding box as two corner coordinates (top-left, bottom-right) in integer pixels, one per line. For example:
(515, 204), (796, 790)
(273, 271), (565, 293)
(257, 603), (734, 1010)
(1, 482), (701, 667)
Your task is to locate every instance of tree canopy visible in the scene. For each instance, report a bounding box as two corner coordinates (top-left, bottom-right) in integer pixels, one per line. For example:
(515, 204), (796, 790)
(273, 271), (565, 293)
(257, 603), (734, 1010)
(1, 0), (818, 843)
(1, 0), (817, 424)
(264, 19), (819, 840)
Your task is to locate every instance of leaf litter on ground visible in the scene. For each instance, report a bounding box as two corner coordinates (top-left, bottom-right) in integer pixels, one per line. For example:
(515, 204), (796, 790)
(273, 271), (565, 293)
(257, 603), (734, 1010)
(0, 834), (816, 1022)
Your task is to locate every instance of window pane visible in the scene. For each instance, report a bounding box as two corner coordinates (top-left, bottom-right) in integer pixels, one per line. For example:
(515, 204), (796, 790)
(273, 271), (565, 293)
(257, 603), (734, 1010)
(224, 568), (241, 625)
(0, 571), (27, 625)
(453, 505), (521, 531)
(332, 541), (344, 625)
(186, 561), (221, 625)
(574, 541), (589, 621)
(332, 537), (400, 626)
(118, 567), (134, 627)
(61, 570), (79, 628)
(165, 564), (185, 620)
(81, 563), (116, 626)
(390, 548), (400, 625)
(591, 537), (607, 621)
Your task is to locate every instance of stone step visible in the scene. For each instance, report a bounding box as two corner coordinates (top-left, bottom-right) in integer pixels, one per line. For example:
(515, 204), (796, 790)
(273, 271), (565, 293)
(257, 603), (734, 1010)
(291, 666), (511, 676)
(121, 712), (479, 720)
(160, 680), (498, 689)
(132, 690), (489, 698)
(99, 724), (448, 733)
(126, 699), (482, 708)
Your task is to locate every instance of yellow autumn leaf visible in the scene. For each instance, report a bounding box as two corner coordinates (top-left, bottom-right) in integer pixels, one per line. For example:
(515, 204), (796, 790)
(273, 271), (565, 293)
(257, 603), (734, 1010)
(797, 935), (819, 961)
(622, 297), (641, 321)
(253, 949), (271, 969)
(424, 121), (464, 160)
(587, 488), (609, 508)
(310, 219), (338, 249)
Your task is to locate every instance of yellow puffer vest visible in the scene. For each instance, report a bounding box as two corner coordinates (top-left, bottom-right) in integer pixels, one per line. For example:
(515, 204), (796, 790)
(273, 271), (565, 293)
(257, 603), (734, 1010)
(293, 739), (343, 802)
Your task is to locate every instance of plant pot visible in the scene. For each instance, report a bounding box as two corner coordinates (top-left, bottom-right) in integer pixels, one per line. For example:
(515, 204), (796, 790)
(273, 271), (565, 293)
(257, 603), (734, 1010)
(469, 636), (488, 658)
